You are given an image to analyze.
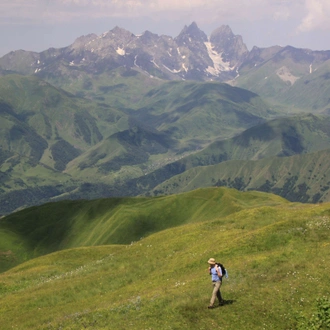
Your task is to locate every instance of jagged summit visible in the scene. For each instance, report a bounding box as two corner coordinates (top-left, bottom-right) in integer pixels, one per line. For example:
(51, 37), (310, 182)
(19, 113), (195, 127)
(140, 30), (160, 42)
(0, 22), (249, 81)
(210, 25), (248, 65)
(212, 25), (233, 36)
(176, 21), (208, 43)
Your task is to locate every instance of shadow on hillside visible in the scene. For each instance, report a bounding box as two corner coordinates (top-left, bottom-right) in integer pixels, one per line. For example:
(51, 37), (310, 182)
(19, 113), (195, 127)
(222, 299), (235, 305)
(217, 300), (236, 308)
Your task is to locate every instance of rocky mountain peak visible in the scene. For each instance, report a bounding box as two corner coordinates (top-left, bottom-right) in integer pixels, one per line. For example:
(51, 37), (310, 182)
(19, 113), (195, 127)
(108, 26), (135, 43)
(140, 30), (160, 43)
(175, 22), (208, 44)
(210, 25), (248, 66)
(211, 25), (234, 38)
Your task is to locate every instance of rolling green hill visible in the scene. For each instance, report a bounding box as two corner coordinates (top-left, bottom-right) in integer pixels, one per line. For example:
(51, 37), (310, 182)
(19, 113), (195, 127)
(0, 74), (129, 215)
(1, 71), (330, 217)
(0, 187), (329, 329)
(0, 187), (286, 272)
(130, 80), (277, 143)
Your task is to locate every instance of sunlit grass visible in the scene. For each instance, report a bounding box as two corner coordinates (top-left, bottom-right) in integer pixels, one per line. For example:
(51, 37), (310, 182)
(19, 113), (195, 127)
(0, 190), (329, 329)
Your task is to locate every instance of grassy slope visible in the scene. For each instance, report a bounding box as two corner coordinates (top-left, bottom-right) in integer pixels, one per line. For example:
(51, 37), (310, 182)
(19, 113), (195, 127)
(131, 80), (278, 143)
(0, 187), (286, 272)
(181, 113), (330, 163)
(0, 188), (329, 329)
(0, 74), (128, 146)
(280, 59), (330, 111)
(151, 148), (330, 203)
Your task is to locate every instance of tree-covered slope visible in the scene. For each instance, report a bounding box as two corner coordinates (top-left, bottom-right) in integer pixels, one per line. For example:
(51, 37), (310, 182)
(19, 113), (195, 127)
(151, 148), (330, 203)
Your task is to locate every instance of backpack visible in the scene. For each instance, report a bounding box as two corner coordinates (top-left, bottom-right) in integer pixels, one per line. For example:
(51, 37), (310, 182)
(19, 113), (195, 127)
(216, 263), (228, 278)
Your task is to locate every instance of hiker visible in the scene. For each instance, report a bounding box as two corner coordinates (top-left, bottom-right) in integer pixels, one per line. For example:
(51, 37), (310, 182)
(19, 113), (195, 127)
(207, 258), (223, 309)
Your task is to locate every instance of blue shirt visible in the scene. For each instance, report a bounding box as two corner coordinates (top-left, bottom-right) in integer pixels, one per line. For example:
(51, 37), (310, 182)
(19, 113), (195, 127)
(210, 265), (222, 282)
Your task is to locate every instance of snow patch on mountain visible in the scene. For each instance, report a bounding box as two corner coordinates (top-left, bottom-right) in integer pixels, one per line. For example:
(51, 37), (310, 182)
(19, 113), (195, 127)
(182, 63), (188, 72)
(163, 64), (181, 74)
(204, 41), (233, 75)
(116, 47), (126, 56)
(151, 59), (160, 69)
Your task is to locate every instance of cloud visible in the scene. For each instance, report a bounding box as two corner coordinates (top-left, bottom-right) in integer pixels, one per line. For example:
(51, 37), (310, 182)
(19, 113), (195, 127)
(1, 0), (329, 36)
(0, 0), (296, 22)
(297, 0), (330, 32)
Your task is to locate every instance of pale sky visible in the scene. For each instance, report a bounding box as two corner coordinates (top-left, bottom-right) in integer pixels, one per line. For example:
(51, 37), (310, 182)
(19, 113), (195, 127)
(1, 0), (330, 57)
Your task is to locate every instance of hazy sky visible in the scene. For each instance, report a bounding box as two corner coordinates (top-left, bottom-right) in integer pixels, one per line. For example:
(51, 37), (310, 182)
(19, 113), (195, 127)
(1, 0), (330, 57)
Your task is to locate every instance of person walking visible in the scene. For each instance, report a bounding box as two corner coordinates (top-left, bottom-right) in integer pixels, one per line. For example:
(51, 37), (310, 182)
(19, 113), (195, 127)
(207, 257), (224, 309)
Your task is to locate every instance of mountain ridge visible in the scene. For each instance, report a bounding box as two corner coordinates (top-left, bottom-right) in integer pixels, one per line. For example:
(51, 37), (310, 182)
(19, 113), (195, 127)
(0, 22), (259, 83)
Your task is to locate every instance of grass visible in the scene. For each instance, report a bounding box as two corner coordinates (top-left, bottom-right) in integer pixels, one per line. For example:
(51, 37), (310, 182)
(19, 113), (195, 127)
(0, 188), (286, 270)
(0, 187), (329, 329)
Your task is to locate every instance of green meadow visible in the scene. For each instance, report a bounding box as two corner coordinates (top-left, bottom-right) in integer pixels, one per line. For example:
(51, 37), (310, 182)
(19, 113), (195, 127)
(0, 187), (329, 329)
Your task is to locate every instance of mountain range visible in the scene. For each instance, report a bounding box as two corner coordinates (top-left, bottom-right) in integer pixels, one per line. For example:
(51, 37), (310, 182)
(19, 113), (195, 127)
(1, 22), (330, 214)
(1, 22), (330, 111)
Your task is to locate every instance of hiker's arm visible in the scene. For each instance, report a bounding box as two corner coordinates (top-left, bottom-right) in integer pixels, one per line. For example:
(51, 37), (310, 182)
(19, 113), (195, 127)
(216, 266), (222, 278)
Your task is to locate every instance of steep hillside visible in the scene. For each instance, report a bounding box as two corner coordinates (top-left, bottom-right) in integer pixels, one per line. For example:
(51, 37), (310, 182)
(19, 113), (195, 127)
(0, 74), (128, 168)
(0, 189), (329, 329)
(280, 58), (330, 111)
(151, 148), (330, 203)
(234, 46), (330, 112)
